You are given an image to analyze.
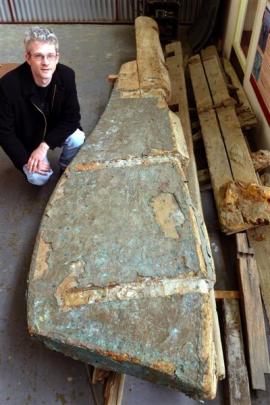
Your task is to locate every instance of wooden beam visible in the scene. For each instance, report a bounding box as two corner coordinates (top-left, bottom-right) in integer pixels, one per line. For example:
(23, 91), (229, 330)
(223, 299), (251, 405)
(247, 173), (270, 326)
(166, 42), (225, 382)
(165, 41), (201, 212)
(188, 54), (245, 233)
(200, 48), (257, 185)
(236, 233), (270, 390)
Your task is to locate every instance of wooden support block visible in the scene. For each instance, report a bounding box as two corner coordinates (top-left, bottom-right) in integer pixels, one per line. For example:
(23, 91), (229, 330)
(236, 233), (270, 390)
(198, 168), (210, 185)
(223, 299), (251, 405)
(192, 131), (202, 144)
(92, 367), (110, 384)
(107, 74), (119, 83)
(104, 372), (125, 405)
(215, 290), (240, 300)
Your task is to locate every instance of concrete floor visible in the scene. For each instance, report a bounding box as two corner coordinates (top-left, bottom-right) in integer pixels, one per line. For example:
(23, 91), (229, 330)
(0, 24), (269, 405)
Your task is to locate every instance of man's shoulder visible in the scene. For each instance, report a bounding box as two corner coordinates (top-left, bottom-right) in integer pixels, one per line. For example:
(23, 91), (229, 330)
(55, 63), (75, 79)
(0, 63), (26, 84)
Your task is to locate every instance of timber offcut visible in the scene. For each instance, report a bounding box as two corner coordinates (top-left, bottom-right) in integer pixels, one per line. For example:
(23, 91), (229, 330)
(27, 17), (218, 400)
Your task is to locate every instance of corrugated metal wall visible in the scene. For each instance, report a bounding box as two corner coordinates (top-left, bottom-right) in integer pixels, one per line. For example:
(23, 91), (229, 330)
(0, 0), (134, 22)
(0, 0), (201, 24)
(179, 0), (203, 24)
(0, 0), (12, 21)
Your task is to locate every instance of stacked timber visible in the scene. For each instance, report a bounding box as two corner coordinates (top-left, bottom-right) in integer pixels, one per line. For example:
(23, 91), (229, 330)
(27, 17), (218, 400)
(189, 45), (270, 401)
(188, 46), (270, 234)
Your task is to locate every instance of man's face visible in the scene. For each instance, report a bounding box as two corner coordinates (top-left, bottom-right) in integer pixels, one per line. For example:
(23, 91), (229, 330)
(25, 40), (59, 86)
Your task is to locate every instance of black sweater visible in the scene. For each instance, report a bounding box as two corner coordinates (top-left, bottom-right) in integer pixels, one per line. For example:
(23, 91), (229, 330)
(0, 62), (81, 170)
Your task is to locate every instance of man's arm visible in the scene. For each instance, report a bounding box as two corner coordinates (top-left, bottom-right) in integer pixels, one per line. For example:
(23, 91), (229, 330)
(0, 86), (29, 171)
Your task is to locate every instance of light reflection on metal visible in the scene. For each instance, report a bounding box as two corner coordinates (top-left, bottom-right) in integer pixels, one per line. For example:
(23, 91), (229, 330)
(1, 0), (202, 24)
(1, 0), (135, 22)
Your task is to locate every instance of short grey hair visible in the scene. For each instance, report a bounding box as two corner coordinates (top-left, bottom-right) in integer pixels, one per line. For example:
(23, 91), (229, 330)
(24, 26), (59, 52)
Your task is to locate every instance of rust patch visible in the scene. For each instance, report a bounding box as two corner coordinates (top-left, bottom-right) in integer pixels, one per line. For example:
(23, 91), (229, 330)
(95, 348), (141, 366)
(75, 162), (107, 172)
(33, 237), (50, 280)
(151, 360), (175, 375)
(151, 193), (184, 239)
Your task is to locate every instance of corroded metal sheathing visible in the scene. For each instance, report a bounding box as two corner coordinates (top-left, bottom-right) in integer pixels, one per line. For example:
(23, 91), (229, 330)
(27, 17), (217, 400)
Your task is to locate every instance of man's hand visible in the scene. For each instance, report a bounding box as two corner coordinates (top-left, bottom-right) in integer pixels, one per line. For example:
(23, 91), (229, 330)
(27, 142), (51, 174)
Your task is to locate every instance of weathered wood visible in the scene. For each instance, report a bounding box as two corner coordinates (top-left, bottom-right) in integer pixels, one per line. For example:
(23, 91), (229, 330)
(135, 16), (171, 102)
(165, 41), (201, 212)
(223, 299), (251, 405)
(215, 290), (240, 300)
(221, 181), (270, 230)
(188, 54), (244, 233)
(92, 367), (111, 384)
(104, 372), (125, 405)
(251, 149), (270, 172)
(201, 48), (257, 185)
(165, 42), (224, 382)
(189, 49), (270, 233)
(236, 233), (270, 390)
(222, 58), (257, 130)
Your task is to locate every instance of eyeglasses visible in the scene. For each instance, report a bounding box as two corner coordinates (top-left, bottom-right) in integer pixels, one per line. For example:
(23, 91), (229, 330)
(29, 53), (59, 62)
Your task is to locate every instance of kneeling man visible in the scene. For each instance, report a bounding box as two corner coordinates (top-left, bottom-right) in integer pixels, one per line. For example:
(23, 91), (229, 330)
(0, 26), (85, 186)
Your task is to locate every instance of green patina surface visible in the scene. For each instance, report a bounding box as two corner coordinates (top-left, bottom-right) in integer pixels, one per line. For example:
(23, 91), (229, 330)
(27, 88), (216, 399)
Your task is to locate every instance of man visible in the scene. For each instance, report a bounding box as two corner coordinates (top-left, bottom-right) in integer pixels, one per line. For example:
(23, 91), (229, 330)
(0, 27), (85, 186)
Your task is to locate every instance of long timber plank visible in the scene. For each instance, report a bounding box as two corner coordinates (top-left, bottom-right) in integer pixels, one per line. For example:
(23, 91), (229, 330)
(223, 299), (251, 405)
(165, 42), (201, 212)
(236, 233), (270, 390)
(247, 173), (270, 324)
(166, 42), (224, 380)
(200, 48), (258, 184)
(188, 54), (245, 233)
